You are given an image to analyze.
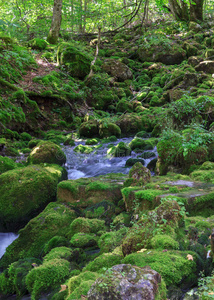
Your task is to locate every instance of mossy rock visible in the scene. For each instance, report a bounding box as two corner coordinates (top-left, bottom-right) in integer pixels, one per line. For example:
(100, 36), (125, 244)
(28, 38), (48, 50)
(150, 234), (179, 250)
(26, 258), (71, 300)
(121, 200), (183, 255)
(0, 165), (61, 231)
(70, 217), (106, 237)
(85, 138), (99, 145)
(122, 250), (198, 288)
(139, 151), (156, 159)
(102, 59), (133, 82)
(57, 177), (123, 208)
(83, 253), (123, 273)
(116, 99), (133, 113)
(0, 203), (77, 268)
(67, 271), (99, 300)
(127, 162), (151, 186)
(107, 142), (131, 157)
(79, 120), (99, 138)
(0, 155), (17, 175)
(125, 158), (145, 167)
(27, 141), (66, 166)
(43, 236), (71, 255)
(99, 123), (121, 138)
(88, 264), (167, 300)
(135, 131), (150, 138)
(57, 43), (92, 80)
(98, 227), (128, 253)
(74, 144), (94, 154)
(70, 233), (98, 249)
(116, 113), (143, 135)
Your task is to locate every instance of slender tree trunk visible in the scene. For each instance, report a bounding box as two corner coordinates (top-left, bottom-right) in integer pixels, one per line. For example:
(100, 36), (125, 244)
(190, 0), (204, 21)
(83, 0), (87, 33)
(79, 0), (83, 33)
(47, 0), (62, 44)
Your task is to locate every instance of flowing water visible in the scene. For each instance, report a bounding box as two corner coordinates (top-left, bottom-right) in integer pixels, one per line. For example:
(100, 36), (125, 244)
(0, 233), (18, 259)
(63, 137), (158, 179)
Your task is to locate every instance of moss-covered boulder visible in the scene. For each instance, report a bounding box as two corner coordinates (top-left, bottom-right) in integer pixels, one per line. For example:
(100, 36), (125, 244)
(99, 123), (121, 138)
(0, 155), (17, 175)
(122, 250), (198, 288)
(195, 61), (214, 74)
(74, 144), (94, 154)
(57, 176), (123, 208)
(84, 253), (122, 273)
(107, 142), (131, 157)
(0, 203), (76, 268)
(127, 162), (151, 186)
(70, 217), (106, 236)
(98, 227), (128, 253)
(66, 271), (99, 300)
(121, 200), (183, 255)
(26, 258), (71, 300)
(102, 59), (133, 82)
(27, 141), (66, 166)
(125, 158), (145, 167)
(28, 38), (48, 50)
(116, 113), (143, 135)
(0, 165), (61, 231)
(57, 43), (92, 79)
(88, 264), (167, 300)
(79, 120), (99, 138)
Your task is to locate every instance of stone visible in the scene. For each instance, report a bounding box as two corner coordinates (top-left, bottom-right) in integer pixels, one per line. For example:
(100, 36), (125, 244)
(87, 264), (166, 300)
(195, 61), (214, 74)
(129, 162), (151, 185)
(102, 59), (133, 82)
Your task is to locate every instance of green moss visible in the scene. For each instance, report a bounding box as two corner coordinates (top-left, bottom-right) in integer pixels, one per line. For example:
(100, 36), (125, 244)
(190, 170), (214, 183)
(26, 258), (70, 300)
(70, 233), (98, 248)
(122, 250), (197, 287)
(67, 271), (99, 299)
(0, 155), (17, 175)
(85, 138), (99, 145)
(28, 38), (48, 50)
(99, 123), (121, 138)
(74, 144), (94, 154)
(0, 203), (76, 268)
(98, 227), (128, 253)
(44, 247), (73, 262)
(27, 141), (66, 166)
(83, 253), (122, 273)
(0, 165), (60, 231)
(43, 236), (70, 255)
(107, 141), (131, 157)
(70, 217), (106, 236)
(150, 234), (179, 250)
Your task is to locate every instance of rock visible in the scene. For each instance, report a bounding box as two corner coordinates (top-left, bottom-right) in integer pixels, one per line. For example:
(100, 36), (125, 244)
(125, 158), (145, 167)
(57, 175), (123, 208)
(116, 113), (143, 135)
(0, 202), (76, 268)
(128, 162), (151, 186)
(102, 59), (133, 82)
(28, 38), (48, 50)
(0, 155), (17, 175)
(99, 123), (121, 138)
(27, 141), (66, 166)
(195, 61), (214, 74)
(108, 142), (131, 157)
(57, 42), (92, 79)
(87, 264), (166, 300)
(0, 165), (62, 231)
(188, 56), (201, 67)
(189, 22), (202, 33)
(79, 120), (99, 138)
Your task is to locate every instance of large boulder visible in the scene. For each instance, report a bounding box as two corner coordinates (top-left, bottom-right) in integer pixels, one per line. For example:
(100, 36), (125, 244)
(0, 155), (17, 175)
(88, 264), (166, 300)
(116, 113), (143, 135)
(27, 141), (66, 166)
(128, 162), (151, 186)
(0, 165), (61, 231)
(57, 43), (92, 79)
(79, 120), (99, 138)
(102, 59), (133, 82)
(107, 142), (131, 157)
(0, 202), (76, 268)
(195, 61), (214, 74)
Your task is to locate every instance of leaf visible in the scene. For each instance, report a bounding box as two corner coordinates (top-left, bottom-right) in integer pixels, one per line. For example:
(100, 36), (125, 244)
(59, 285), (67, 293)
(137, 248), (147, 253)
(187, 254), (193, 261)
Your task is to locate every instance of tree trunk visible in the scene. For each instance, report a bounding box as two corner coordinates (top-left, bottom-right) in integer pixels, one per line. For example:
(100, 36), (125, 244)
(168, 0), (204, 22)
(190, 0), (204, 21)
(47, 0), (62, 44)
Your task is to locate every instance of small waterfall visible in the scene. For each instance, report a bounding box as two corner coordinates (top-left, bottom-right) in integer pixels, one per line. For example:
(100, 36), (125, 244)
(0, 233), (18, 259)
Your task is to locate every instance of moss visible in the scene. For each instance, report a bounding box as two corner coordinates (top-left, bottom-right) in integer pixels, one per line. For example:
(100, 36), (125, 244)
(70, 217), (106, 236)
(150, 234), (179, 250)
(0, 155), (17, 175)
(28, 139), (42, 149)
(26, 258), (70, 300)
(57, 42), (92, 80)
(43, 247), (74, 262)
(28, 38), (48, 50)
(116, 99), (133, 113)
(74, 144), (94, 154)
(0, 165), (60, 231)
(127, 162), (151, 186)
(116, 113), (143, 135)
(79, 120), (99, 138)
(125, 158), (145, 167)
(83, 253), (122, 273)
(107, 141), (131, 157)
(0, 203), (76, 268)
(190, 170), (214, 183)
(99, 123), (121, 138)
(85, 138), (99, 145)
(98, 227), (128, 253)
(27, 141), (66, 166)
(187, 192), (214, 217)
(43, 236), (71, 255)
(122, 250), (198, 287)
(66, 271), (99, 300)
(70, 233), (98, 248)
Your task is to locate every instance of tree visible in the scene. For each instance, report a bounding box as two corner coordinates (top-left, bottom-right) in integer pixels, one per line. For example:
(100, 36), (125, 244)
(47, 0), (63, 44)
(168, 0), (205, 22)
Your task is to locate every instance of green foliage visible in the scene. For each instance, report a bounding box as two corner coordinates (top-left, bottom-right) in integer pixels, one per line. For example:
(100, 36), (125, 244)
(0, 155), (17, 174)
(26, 258), (70, 300)
(70, 217), (106, 236)
(83, 253), (122, 273)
